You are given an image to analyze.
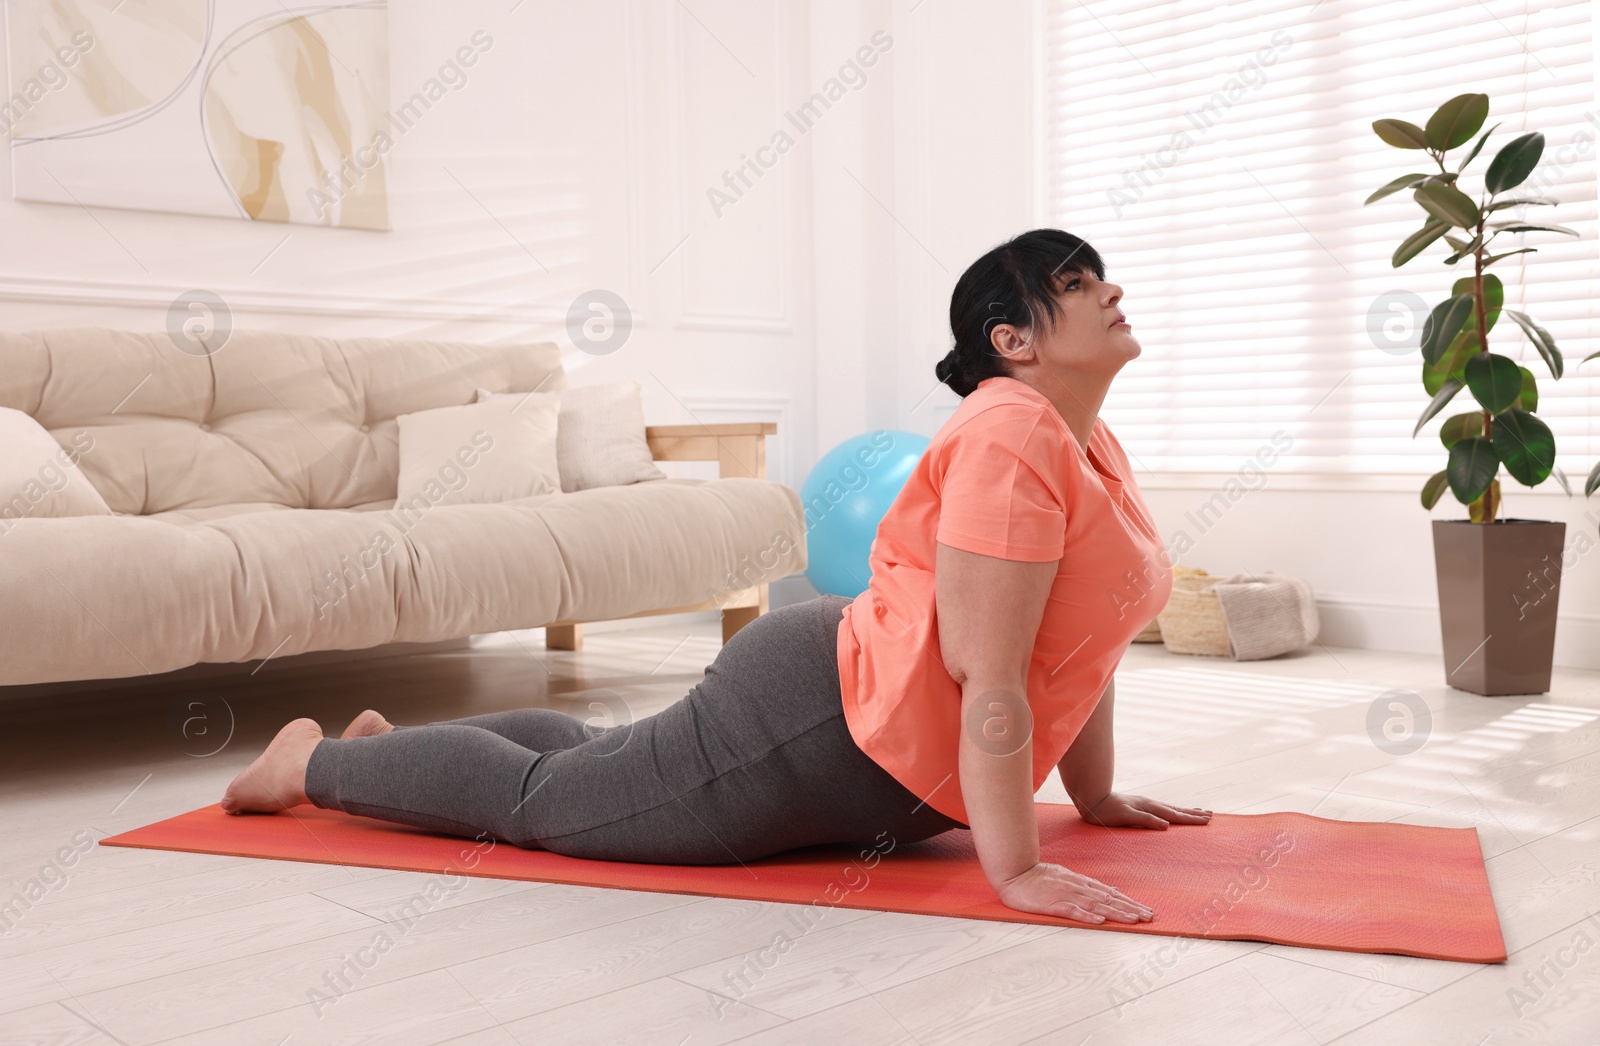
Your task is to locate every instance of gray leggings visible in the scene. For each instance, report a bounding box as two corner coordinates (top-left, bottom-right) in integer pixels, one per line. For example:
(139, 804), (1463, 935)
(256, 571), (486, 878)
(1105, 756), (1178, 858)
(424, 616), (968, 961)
(304, 594), (965, 864)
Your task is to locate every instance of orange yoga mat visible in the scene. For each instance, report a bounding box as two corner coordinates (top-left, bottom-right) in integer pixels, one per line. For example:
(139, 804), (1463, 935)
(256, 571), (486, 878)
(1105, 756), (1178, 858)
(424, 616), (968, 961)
(102, 803), (1505, 963)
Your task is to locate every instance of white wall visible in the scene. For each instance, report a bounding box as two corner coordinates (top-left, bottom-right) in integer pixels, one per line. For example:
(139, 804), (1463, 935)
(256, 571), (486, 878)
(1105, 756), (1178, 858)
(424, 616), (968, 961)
(5, 1), (1591, 669)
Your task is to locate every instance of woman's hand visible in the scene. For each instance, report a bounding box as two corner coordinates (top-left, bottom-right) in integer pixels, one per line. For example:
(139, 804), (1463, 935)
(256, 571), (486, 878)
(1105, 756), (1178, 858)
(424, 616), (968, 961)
(996, 861), (1154, 924)
(1077, 792), (1212, 830)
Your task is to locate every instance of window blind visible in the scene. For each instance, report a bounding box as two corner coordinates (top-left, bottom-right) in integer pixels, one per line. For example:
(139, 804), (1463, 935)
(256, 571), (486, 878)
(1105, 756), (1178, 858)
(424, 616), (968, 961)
(1044, 0), (1597, 475)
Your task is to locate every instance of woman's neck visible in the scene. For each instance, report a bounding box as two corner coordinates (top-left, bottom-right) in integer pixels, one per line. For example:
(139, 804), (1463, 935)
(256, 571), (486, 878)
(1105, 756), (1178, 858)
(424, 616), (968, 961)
(1007, 368), (1113, 450)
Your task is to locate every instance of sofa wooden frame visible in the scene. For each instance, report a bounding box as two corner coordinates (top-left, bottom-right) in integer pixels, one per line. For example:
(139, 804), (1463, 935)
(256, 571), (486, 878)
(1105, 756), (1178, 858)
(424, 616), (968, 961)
(542, 421), (778, 652)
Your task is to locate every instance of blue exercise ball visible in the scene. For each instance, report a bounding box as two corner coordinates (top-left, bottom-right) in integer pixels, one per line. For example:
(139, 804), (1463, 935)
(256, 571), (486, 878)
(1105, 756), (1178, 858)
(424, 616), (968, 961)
(800, 430), (930, 598)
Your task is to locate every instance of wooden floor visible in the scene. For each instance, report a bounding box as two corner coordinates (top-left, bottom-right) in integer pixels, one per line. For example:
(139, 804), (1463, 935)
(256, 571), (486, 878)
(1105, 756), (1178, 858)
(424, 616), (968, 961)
(2, 618), (1598, 1045)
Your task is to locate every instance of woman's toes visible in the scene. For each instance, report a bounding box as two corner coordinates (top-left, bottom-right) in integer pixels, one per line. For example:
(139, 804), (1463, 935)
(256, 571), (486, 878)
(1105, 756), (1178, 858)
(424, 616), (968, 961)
(340, 709), (394, 739)
(221, 717), (324, 815)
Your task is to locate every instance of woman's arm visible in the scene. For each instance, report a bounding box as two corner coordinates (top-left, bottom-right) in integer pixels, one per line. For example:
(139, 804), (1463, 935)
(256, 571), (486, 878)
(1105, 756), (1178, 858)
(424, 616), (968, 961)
(1058, 679), (1116, 811)
(936, 541), (1151, 925)
(1058, 676), (1214, 830)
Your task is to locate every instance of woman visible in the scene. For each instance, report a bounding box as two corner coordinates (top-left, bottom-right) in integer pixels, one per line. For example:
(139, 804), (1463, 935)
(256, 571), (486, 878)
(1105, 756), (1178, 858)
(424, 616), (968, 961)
(223, 228), (1210, 926)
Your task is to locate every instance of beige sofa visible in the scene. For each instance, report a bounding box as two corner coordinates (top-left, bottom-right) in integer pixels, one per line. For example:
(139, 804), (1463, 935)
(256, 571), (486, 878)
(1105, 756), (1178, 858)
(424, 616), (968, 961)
(0, 329), (806, 686)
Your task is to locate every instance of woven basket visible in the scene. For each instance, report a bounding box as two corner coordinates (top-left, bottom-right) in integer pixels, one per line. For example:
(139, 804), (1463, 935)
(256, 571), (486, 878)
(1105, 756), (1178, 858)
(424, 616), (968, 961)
(1131, 617), (1163, 643)
(1157, 570), (1231, 657)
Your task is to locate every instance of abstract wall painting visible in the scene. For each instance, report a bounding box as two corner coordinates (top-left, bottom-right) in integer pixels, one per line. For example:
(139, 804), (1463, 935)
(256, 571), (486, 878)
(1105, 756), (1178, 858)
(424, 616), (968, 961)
(4, 0), (391, 230)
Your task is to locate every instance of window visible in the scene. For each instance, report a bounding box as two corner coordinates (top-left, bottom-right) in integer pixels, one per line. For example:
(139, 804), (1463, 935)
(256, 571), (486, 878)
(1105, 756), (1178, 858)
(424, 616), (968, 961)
(1045, 0), (1597, 476)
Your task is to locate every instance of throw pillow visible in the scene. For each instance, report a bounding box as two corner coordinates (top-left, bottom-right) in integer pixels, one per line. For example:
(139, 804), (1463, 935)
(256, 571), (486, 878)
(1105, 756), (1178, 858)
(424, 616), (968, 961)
(0, 407), (113, 530)
(476, 381), (666, 492)
(394, 394), (561, 509)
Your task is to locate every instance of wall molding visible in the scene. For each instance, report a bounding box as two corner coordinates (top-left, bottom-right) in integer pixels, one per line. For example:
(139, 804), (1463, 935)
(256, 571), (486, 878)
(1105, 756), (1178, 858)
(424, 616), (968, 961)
(668, 0), (794, 333)
(621, 0), (654, 332)
(0, 273), (571, 325)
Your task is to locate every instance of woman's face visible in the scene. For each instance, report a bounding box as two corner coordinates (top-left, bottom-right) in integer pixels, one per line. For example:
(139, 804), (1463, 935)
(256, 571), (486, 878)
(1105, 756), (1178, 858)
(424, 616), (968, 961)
(991, 269), (1141, 376)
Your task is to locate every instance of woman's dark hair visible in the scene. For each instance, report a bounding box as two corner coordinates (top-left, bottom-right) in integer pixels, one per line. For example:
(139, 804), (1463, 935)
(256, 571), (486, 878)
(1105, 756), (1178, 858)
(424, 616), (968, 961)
(935, 228), (1106, 397)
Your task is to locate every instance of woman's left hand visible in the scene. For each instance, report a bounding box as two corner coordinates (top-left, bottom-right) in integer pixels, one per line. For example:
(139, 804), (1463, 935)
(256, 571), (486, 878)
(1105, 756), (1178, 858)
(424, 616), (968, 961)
(1078, 792), (1212, 830)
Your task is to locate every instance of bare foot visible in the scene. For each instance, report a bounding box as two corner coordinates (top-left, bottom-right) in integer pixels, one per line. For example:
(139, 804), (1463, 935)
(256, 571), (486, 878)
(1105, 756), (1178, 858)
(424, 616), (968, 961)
(340, 709), (394, 739)
(220, 718), (324, 815)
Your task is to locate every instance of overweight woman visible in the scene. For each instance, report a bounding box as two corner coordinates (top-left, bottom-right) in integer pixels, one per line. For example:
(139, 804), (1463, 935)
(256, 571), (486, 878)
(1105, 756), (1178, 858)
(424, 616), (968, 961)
(223, 228), (1211, 926)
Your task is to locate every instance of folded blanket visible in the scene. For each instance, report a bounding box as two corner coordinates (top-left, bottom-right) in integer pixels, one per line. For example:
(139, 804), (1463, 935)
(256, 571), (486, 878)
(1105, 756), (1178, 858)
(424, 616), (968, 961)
(1211, 571), (1320, 660)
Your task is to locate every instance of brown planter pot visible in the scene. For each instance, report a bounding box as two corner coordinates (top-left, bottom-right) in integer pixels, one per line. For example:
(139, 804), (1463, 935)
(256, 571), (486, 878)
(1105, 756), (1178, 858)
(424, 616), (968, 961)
(1432, 518), (1566, 696)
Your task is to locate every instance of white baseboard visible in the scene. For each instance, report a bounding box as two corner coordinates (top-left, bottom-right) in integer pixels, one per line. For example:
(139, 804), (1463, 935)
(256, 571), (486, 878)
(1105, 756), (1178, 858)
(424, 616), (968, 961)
(1316, 595), (1600, 671)
(1315, 597), (1443, 658)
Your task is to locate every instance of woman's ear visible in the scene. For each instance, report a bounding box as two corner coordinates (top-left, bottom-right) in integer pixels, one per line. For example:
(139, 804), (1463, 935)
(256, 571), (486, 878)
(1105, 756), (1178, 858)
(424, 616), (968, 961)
(989, 323), (1035, 364)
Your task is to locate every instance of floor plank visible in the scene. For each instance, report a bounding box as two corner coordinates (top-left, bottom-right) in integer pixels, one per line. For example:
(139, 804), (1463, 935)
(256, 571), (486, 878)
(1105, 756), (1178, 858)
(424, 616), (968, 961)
(1024, 948), (1420, 1046)
(0, 1001), (121, 1046)
(43, 893), (380, 998)
(505, 972), (790, 1044)
(670, 910), (1058, 1020)
(155, 968), (500, 1046)
(1331, 909), (1600, 1045)
(450, 897), (879, 1022)
(721, 926), (1266, 1043)
(73, 885), (694, 1044)
(0, 854), (390, 961)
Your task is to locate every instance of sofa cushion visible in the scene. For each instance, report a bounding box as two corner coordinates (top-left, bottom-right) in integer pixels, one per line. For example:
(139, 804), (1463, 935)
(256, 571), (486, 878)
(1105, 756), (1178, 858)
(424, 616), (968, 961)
(387, 478), (802, 643)
(0, 330), (566, 515)
(0, 406), (113, 527)
(0, 477), (805, 685)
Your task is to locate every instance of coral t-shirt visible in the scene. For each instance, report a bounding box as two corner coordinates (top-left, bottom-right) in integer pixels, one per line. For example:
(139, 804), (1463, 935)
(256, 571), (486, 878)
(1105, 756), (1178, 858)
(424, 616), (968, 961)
(835, 375), (1172, 826)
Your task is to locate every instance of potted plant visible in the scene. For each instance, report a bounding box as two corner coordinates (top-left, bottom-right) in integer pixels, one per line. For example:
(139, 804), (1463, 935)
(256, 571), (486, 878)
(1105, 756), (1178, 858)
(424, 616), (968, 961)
(1366, 92), (1598, 696)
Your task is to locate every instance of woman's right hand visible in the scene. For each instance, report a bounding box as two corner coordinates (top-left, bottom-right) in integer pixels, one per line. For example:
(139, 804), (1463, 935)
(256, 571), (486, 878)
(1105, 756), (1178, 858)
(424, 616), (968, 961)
(995, 862), (1154, 924)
